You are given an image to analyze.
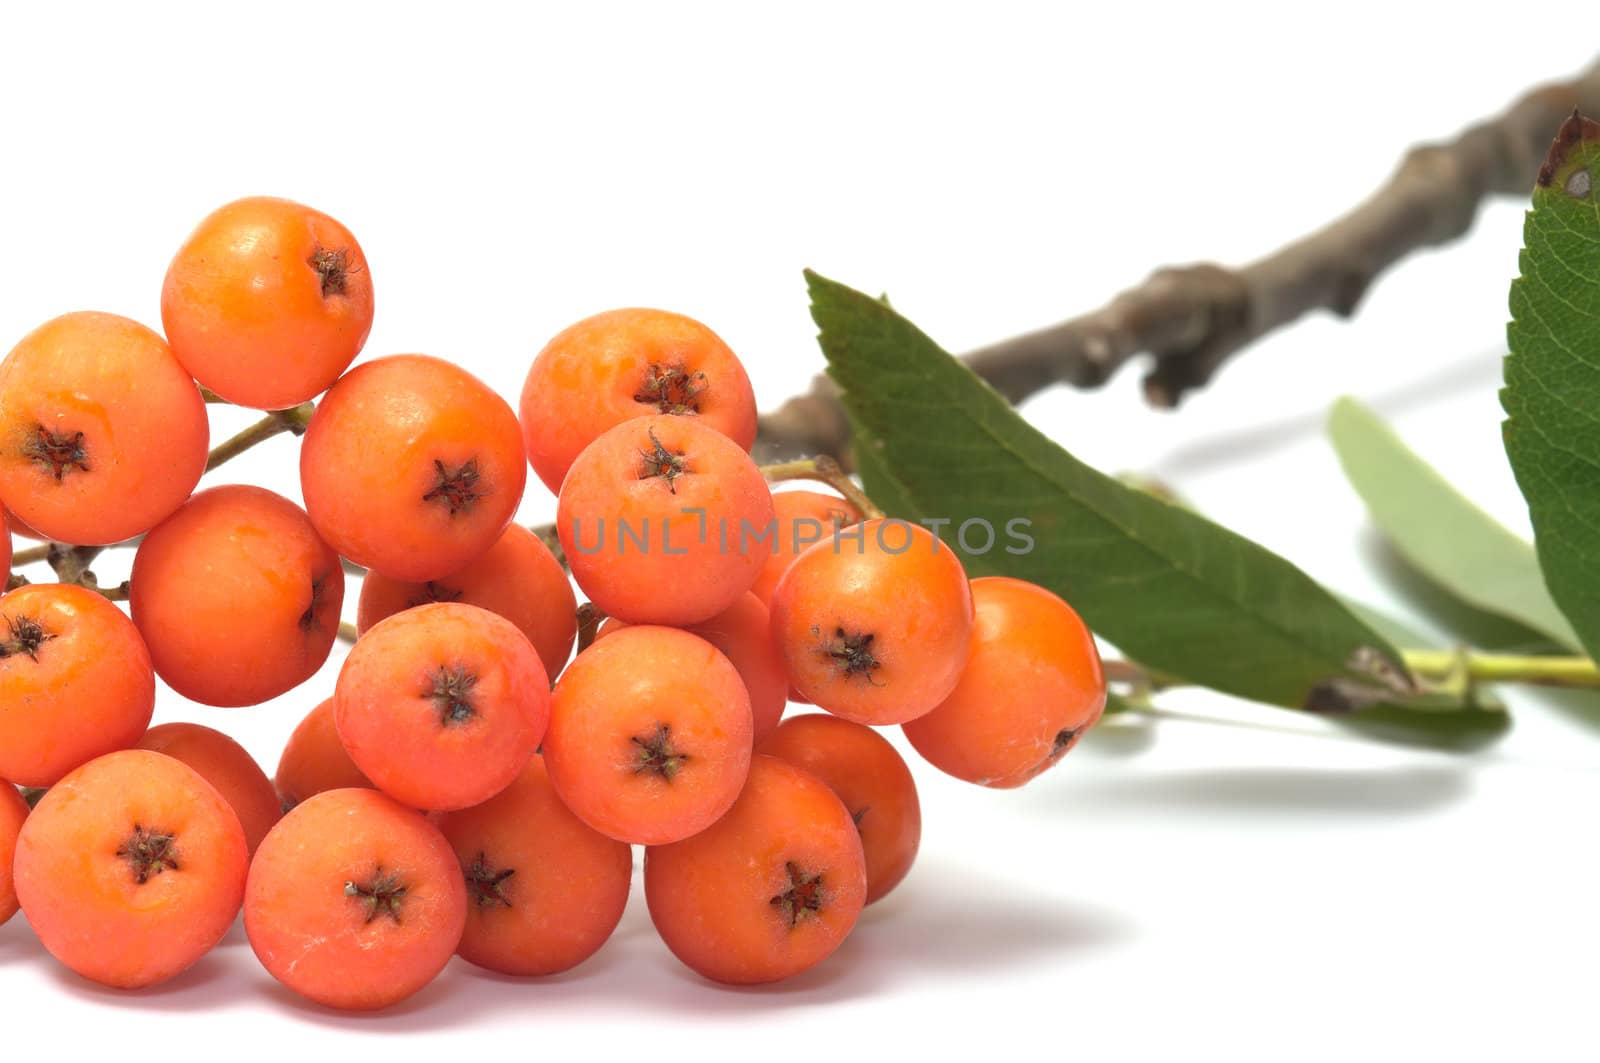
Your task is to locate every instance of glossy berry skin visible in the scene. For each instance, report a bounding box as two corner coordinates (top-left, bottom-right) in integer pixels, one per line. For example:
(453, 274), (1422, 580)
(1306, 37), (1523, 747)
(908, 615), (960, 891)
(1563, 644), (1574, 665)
(131, 486), (344, 707)
(557, 414), (774, 626)
(904, 577), (1106, 788)
(770, 519), (973, 726)
(520, 308), (757, 494)
(14, 750), (248, 989)
(336, 603), (550, 812)
(162, 196), (374, 410)
(0, 782), (26, 927)
(137, 723), (283, 857)
(545, 626), (753, 845)
(749, 489), (862, 608)
(358, 522), (577, 680)
(598, 591), (787, 743)
(645, 755), (866, 985)
(0, 583), (156, 787)
(245, 788), (467, 1011)
(0, 312), (208, 545)
(274, 697), (373, 811)
(437, 755), (632, 976)
(759, 714), (921, 904)
(301, 354), (527, 582)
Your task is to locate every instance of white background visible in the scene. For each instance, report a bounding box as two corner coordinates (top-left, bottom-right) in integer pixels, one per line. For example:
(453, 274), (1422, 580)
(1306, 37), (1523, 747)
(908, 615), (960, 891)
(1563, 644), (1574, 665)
(0, 3), (1594, 1059)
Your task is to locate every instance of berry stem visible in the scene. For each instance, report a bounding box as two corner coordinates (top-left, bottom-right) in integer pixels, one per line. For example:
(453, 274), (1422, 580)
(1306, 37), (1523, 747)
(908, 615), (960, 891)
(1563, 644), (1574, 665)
(760, 455), (885, 520)
(204, 402), (316, 473)
(575, 601), (606, 654)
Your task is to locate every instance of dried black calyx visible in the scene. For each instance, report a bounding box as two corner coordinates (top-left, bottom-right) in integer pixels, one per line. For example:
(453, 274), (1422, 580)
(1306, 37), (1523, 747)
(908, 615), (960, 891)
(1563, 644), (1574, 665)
(0, 614), (53, 660)
(770, 862), (825, 927)
(637, 429), (689, 492)
(299, 575), (329, 632)
(422, 458), (485, 515)
(427, 664), (479, 725)
(23, 426), (88, 482)
(465, 852), (516, 909)
(309, 246), (359, 298)
(345, 867), (408, 924)
(632, 722), (688, 780)
(634, 362), (708, 415)
(406, 581), (463, 609)
(117, 824), (179, 885)
(817, 626), (881, 682)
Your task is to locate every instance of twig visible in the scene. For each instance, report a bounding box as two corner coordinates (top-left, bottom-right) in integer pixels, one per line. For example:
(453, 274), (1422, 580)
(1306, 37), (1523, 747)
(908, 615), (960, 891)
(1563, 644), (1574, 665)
(760, 455), (885, 520)
(575, 602), (606, 654)
(755, 60), (1600, 463)
(205, 402), (316, 473)
(338, 621), (359, 644)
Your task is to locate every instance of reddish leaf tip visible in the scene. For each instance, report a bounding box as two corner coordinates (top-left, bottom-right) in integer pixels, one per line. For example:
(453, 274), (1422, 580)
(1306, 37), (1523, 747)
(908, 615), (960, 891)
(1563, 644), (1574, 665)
(1536, 108), (1600, 187)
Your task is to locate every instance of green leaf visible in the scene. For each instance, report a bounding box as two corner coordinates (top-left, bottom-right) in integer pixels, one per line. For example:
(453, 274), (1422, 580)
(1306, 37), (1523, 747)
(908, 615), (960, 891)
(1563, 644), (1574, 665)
(1504, 115), (1600, 662)
(1329, 396), (1580, 650)
(807, 269), (1409, 710)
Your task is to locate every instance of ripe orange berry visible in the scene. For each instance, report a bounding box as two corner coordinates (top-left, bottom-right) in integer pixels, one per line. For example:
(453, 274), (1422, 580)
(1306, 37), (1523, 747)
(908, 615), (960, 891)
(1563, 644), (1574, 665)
(358, 523), (577, 679)
(904, 577), (1106, 788)
(0, 583), (155, 787)
(14, 749), (248, 989)
(0, 782), (26, 927)
(245, 788), (467, 1011)
(0, 312), (207, 545)
(301, 354), (527, 581)
(520, 308), (757, 494)
(645, 755), (866, 985)
(748, 489), (862, 607)
(759, 714), (920, 903)
(437, 755), (631, 976)
(557, 414), (774, 626)
(161, 196), (374, 410)
(770, 519), (973, 726)
(130, 485), (344, 707)
(336, 603), (550, 812)
(545, 625), (752, 845)
(137, 723), (282, 857)
(274, 697), (372, 811)
(599, 591), (787, 743)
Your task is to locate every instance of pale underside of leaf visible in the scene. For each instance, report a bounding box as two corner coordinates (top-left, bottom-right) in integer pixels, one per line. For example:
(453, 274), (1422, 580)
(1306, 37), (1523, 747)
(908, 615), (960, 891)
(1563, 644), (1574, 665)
(1330, 396), (1580, 651)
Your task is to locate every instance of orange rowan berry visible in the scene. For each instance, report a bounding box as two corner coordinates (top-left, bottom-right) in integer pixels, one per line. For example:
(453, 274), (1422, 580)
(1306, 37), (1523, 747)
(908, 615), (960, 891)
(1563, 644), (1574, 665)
(759, 714), (920, 903)
(358, 522), (576, 679)
(0, 583), (156, 787)
(437, 755), (632, 976)
(645, 755), (866, 985)
(770, 519), (973, 725)
(245, 788), (467, 1011)
(336, 603), (550, 812)
(544, 625), (752, 845)
(14, 750), (248, 989)
(557, 414), (773, 626)
(904, 577), (1105, 787)
(130, 485), (344, 707)
(0, 312), (207, 545)
(162, 196), (374, 409)
(520, 308), (757, 494)
(749, 489), (862, 607)
(301, 354), (527, 582)
(599, 591), (787, 743)
(137, 722), (282, 857)
(0, 782), (26, 927)
(274, 697), (373, 811)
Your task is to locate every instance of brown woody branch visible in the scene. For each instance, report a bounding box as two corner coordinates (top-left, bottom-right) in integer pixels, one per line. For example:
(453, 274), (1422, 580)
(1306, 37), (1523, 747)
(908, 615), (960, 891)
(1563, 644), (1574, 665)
(755, 60), (1600, 465)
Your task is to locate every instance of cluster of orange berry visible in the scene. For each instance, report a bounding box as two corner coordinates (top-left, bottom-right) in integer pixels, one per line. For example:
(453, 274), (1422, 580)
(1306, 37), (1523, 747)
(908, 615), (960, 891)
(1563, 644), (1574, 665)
(0, 197), (1107, 1010)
